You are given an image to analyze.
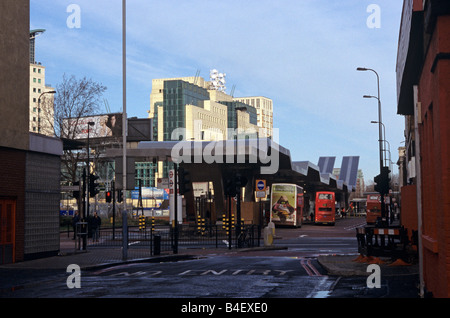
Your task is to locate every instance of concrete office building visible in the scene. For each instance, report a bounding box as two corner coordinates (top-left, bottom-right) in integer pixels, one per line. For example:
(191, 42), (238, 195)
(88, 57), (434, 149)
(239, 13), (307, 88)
(29, 63), (55, 136)
(29, 29), (55, 137)
(233, 96), (273, 137)
(148, 76), (260, 183)
(0, 0), (62, 264)
(149, 76), (259, 142)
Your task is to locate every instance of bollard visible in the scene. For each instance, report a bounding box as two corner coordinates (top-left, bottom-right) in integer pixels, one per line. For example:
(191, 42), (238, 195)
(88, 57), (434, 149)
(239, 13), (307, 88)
(154, 235), (161, 255)
(268, 221), (275, 237)
(264, 226), (273, 246)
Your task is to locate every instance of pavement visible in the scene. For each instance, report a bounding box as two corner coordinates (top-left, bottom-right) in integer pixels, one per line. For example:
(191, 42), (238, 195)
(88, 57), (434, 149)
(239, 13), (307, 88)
(0, 229), (419, 278)
(317, 254), (418, 277)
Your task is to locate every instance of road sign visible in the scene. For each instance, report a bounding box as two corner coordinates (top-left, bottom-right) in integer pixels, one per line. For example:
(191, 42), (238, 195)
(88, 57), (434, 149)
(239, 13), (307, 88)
(169, 169), (174, 189)
(157, 178), (169, 189)
(256, 180), (266, 198)
(256, 180), (266, 191)
(256, 191), (266, 198)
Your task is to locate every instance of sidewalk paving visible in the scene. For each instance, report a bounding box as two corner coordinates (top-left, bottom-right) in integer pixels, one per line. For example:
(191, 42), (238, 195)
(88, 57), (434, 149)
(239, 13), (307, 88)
(318, 254), (418, 277)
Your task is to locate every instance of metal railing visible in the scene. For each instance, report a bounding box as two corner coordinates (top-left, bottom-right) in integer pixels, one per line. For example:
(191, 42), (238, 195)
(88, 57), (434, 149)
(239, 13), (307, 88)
(86, 224), (261, 256)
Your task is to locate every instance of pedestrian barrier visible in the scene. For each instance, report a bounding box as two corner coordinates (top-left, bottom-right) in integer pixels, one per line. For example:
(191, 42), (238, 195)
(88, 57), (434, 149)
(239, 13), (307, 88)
(87, 223), (261, 257)
(356, 225), (411, 260)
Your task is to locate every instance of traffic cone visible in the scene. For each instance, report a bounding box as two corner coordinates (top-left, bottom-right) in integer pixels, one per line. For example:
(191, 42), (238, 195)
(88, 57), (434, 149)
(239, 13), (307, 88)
(356, 255), (374, 263)
(364, 256), (375, 263)
(352, 254), (365, 262)
(368, 257), (386, 264)
(388, 259), (411, 266)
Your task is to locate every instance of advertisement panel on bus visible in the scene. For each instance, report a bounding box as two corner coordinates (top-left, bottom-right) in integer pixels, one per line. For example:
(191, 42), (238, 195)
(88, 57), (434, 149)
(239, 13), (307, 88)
(314, 191), (336, 225)
(270, 183), (304, 227)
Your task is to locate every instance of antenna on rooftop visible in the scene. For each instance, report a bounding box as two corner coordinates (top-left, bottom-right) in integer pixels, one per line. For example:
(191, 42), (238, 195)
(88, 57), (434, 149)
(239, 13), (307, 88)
(104, 99), (111, 113)
(194, 69), (200, 85)
(231, 84), (236, 97)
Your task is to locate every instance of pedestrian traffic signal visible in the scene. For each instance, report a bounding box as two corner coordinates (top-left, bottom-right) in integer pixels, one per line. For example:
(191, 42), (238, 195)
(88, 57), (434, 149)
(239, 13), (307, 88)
(105, 191), (112, 203)
(117, 190), (123, 203)
(178, 167), (191, 195)
(89, 174), (100, 197)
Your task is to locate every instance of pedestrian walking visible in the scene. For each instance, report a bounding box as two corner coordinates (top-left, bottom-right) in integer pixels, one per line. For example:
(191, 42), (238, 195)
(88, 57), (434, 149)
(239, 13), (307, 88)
(91, 212), (102, 242)
(72, 211), (80, 239)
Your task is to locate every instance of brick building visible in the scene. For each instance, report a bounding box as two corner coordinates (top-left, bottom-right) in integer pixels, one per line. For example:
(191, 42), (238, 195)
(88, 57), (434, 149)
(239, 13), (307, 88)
(396, 0), (450, 297)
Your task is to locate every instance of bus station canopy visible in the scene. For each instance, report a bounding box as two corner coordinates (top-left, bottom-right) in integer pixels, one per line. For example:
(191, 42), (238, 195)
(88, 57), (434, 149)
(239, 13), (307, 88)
(105, 138), (353, 195)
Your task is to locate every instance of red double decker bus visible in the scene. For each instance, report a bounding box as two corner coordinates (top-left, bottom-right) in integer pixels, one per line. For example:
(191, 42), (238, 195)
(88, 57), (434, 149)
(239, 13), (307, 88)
(366, 194), (381, 224)
(314, 192), (335, 225)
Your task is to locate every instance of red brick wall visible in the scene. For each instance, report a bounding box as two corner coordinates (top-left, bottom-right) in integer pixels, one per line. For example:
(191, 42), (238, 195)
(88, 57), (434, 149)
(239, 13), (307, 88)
(418, 15), (450, 298)
(400, 185), (418, 241)
(0, 147), (26, 262)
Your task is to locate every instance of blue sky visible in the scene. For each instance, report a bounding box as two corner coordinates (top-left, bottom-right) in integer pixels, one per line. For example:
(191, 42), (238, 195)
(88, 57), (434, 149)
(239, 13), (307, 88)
(30, 0), (405, 182)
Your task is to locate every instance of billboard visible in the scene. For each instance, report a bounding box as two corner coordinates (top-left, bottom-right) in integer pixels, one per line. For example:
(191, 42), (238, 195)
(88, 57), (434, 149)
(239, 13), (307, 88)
(63, 113), (123, 139)
(270, 183), (303, 227)
(131, 187), (169, 200)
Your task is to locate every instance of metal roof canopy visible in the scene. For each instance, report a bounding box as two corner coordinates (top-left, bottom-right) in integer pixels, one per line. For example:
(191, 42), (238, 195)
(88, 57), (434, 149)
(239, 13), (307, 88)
(105, 138), (350, 194)
(318, 156), (336, 175)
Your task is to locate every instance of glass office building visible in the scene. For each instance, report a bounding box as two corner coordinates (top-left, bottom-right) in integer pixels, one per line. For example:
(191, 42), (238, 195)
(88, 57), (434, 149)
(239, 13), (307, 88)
(162, 80), (210, 141)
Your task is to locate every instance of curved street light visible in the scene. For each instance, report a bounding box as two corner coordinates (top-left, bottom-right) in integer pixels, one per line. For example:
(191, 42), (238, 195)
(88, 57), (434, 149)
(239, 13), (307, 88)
(37, 90), (56, 133)
(357, 67), (387, 224)
(371, 121), (394, 177)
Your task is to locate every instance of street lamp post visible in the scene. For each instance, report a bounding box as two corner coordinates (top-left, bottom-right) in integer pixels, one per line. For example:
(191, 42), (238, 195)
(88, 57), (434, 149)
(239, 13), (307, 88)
(371, 120), (391, 169)
(86, 121), (95, 219)
(81, 121), (95, 251)
(37, 90), (56, 133)
(358, 67), (387, 225)
(122, 0), (128, 261)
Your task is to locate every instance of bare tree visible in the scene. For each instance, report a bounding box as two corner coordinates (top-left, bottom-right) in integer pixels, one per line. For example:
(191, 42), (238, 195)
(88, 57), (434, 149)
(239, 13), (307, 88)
(41, 74), (107, 184)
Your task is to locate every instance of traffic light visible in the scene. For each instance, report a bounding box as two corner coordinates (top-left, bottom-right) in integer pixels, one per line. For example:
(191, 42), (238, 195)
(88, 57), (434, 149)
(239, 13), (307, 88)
(235, 174), (248, 188)
(178, 167), (191, 195)
(374, 167), (390, 194)
(73, 181), (80, 199)
(224, 177), (237, 197)
(117, 190), (123, 203)
(105, 191), (112, 203)
(89, 174), (100, 197)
